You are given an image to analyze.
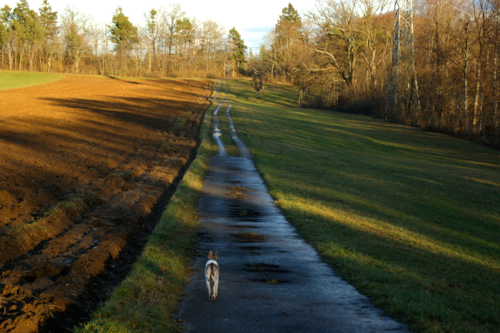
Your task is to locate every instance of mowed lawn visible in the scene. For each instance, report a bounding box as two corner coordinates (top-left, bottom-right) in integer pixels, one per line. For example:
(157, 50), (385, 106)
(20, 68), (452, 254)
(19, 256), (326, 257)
(226, 79), (500, 333)
(0, 70), (64, 90)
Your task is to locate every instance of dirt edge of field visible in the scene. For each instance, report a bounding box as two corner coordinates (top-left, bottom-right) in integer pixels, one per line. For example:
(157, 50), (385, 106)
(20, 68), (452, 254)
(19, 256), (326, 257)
(0, 76), (212, 332)
(40, 124), (206, 332)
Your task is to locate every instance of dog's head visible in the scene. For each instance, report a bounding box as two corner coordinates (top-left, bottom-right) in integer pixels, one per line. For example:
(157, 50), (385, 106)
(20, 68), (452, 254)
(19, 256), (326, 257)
(208, 250), (219, 261)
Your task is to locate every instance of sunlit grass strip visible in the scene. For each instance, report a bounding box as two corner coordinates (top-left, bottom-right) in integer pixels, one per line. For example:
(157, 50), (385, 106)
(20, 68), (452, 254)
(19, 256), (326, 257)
(0, 70), (64, 90)
(74, 94), (217, 333)
(226, 79), (500, 333)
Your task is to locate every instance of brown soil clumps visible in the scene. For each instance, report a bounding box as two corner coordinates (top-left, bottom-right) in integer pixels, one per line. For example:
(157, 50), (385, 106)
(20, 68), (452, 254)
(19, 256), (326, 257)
(0, 76), (211, 332)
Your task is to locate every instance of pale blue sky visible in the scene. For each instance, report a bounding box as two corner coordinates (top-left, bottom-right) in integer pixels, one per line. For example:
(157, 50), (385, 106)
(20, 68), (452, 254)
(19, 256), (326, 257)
(3, 0), (315, 49)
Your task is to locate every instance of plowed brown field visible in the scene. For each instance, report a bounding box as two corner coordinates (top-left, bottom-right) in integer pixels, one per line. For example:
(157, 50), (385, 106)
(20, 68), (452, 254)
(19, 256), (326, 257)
(0, 75), (211, 332)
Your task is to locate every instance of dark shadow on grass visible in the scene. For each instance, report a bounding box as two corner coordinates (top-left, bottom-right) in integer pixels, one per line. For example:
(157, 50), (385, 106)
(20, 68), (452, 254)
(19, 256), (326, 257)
(286, 202), (500, 331)
(226, 78), (500, 332)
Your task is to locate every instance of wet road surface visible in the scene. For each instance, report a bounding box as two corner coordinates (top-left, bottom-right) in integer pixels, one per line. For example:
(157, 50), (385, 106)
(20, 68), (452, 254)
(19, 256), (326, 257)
(177, 81), (410, 332)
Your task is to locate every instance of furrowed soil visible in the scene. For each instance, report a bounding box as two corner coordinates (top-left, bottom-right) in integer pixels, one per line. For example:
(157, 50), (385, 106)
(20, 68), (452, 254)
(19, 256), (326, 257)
(0, 75), (211, 332)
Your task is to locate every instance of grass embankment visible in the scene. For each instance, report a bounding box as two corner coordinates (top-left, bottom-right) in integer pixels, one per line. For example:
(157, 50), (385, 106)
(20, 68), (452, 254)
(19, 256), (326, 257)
(224, 79), (500, 333)
(0, 70), (63, 90)
(74, 90), (217, 333)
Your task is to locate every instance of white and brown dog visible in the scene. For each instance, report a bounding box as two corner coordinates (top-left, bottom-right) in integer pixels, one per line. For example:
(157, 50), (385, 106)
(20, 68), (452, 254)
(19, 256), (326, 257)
(205, 250), (219, 301)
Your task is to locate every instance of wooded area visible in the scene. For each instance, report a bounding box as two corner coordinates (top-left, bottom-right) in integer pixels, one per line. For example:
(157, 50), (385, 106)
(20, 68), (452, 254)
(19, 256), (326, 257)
(250, 0), (500, 147)
(0, 0), (246, 78)
(1, 0), (499, 146)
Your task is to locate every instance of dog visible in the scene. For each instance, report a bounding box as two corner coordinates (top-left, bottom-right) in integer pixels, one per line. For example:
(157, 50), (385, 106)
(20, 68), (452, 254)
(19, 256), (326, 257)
(205, 250), (219, 301)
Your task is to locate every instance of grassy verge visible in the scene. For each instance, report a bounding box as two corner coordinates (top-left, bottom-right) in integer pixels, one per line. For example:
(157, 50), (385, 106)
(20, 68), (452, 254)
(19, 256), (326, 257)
(225, 79), (500, 333)
(0, 70), (64, 90)
(73, 93), (217, 333)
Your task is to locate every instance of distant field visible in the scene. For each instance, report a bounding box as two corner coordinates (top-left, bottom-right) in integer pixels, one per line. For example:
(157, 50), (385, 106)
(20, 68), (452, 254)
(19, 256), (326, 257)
(0, 70), (64, 90)
(226, 79), (500, 333)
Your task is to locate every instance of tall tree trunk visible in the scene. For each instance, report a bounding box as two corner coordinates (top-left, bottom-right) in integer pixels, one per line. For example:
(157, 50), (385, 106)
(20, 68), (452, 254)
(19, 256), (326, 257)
(47, 52), (53, 72)
(463, 23), (469, 134)
(28, 43), (37, 72)
(493, 23), (498, 130)
(479, 50), (489, 136)
(7, 42), (14, 70)
(18, 41), (25, 71)
(473, 46), (483, 135)
(14, 44), (18, 71)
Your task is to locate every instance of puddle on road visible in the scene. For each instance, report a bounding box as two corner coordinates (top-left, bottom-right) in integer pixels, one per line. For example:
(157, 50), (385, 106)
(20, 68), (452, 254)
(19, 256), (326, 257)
(198, 232), (215, 243)
(228, 207), (261, 219)
(246, 263), (291, 274)
(231, 232), (266, 243)
(249, 278), (290, 284)
(240, 246), (262, 251)
(226, 200), (264, 222)
(230, 224), (259, 229)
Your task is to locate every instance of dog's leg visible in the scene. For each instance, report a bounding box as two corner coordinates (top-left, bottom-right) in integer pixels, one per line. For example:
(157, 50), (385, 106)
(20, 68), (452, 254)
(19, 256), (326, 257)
(205, 266), (213, 300)
(213, 252), (219, 300)
(213, 270), (219, 301)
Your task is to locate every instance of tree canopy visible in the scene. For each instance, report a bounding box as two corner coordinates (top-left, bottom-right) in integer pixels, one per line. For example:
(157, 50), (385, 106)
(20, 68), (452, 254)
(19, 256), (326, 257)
(109, 7), (138, 55)
(228, 27), (247, 76)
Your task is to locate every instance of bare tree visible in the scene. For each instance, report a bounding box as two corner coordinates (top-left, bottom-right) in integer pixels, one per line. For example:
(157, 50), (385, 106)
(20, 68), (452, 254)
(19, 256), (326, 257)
(472, 0), (489, 135)
(201, 20), (226, 76)
(358, 0), (390, 99)
(308, 0), (363, 87)
(161, 3), (185, 74)
(492, 0), (500, 129)
(61, 6), (89, 73)
(144, 8), (159, 74)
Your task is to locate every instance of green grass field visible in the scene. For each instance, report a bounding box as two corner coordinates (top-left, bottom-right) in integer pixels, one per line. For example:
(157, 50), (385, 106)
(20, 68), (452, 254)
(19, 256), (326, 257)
(224, 79), (500, 333)
(0, 70), (64, 90)
(70, 77), (499, 332)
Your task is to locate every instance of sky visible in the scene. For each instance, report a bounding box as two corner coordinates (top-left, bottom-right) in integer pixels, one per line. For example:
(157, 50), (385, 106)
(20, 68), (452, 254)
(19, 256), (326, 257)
(3, 0), (316, 50)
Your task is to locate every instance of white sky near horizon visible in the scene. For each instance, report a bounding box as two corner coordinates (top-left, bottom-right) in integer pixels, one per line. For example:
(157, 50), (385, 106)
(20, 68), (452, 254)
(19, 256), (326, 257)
(3, 0), (315, 50)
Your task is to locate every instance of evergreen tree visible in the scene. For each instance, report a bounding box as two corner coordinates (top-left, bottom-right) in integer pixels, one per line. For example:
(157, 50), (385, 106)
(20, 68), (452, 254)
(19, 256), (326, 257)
(39, 0), (57, 42)
(272, 3), (303, 81)
(176, 17), (193, 60)
(109, 7), (138, 57)
(145, 8), (158, 72)
(39, 0), (57, 71)
(145, 9), (158, 57)
(0, 17), (5, 47)
(228, 27), (247, 77)
(1, 6), (13, 70)
(12, 0), (43, 71)
(278, 3), (301, 24)
(0, 5), (10, 22)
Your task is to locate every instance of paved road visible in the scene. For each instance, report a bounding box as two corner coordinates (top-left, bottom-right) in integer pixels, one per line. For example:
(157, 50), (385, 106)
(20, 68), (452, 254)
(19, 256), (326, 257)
(177, 81), (409, 332)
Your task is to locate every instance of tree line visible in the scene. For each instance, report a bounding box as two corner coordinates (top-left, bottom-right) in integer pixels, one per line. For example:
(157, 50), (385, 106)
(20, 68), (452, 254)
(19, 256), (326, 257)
(0, 0), (247, 78)
(250, 0), (500, 147)
(2, 0), (499, 147)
